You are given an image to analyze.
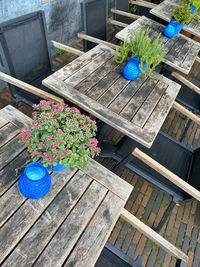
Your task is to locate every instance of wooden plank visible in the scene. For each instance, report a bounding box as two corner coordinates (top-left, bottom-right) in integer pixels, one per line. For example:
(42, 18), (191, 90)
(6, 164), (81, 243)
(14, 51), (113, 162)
(144, 77), (181, 134)
(32, 181), (107, 267)
(0, 117), (8, 129)
(0, 136), (26, 170)
(0, 72), (64, 104)
(86, 65), (122, 100)
(109, 18), (128, 28)
(171, 71), (200, 95)
(87, 158), (133, 201)
(108, 74), (146, 114)
(133, 147), (200, 202)
(173, 101), (200, 125)
(110, 8), (140, 20)
(75, 57), (118, 94)
(0, 167), (78, 264)
(2, 172), (93, 267)
(121, 208), (188, 262)
(120, 78), (158, 121)
(0, 105), (32, 129)
(51, 40), (84, 56)
(132, 81), (168, 127)
(42, 77), (154, 148)
(0, 150), (31, 196)
(0, 122), (19, 148)
(64, 50), (114, 88)
(97, 76), (130, 107)
(77, 33), (120, 50)
(46, 45), (104, 82)
(181, 43), (200, 73)
(64, 191), (125, 267)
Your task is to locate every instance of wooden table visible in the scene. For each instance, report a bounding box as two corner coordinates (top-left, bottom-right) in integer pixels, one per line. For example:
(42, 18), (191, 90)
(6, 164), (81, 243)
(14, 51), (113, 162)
(116, 16), (200, 74)
(0, 105), (133, 267)
(43, 44), (181, 149)
(150, 0), (200, 38)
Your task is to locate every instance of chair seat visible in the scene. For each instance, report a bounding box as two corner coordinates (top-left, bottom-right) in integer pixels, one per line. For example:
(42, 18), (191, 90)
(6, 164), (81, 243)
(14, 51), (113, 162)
(116, 132), (193, 201)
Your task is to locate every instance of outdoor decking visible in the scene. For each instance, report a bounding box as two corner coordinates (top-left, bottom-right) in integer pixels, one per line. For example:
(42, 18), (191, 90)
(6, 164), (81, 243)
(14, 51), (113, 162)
(0, 36), (200, 267)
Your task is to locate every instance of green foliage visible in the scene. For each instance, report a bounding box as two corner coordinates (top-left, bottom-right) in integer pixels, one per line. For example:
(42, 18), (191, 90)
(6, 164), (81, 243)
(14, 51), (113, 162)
(57, 49), (67, 55)
(174, 3), (193, 24)
(19, 101), (100, 171)
(115, 28), (166, 79)
(129, 3), (137, 14)
(181, 0), (200, 8)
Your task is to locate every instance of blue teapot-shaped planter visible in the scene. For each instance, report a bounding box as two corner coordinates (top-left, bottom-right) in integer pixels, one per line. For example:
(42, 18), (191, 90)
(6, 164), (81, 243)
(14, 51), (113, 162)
(190, 4), (196, 14)
(164, 18), (185, 38)
(123, 56), (147, 81)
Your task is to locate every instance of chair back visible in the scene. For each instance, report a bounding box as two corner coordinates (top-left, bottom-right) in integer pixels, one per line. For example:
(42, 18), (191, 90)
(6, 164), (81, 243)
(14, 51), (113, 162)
(187, 148), (200, 194)
(0, 11), (52, 98)
(114, 0), (133, 25)
(81, 0), (108, 52)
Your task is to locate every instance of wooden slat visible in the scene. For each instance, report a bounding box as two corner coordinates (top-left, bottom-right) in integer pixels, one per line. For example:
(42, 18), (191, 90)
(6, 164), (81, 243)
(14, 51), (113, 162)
(121, 208), (188, 262)
(109, 18), (128, 28)
(131, 0), (157, 9)
(75, 57), (118, 94)
(64, 50), (114, 87)
(132, 81), (168, 127)
(77, 33), (120, 50)
(64, 191), (125, 267)
(115, 16), (200, 74)
(133, 147), (200, 202)
(0, 117), (8, 129)
(2, 172), (93, 267)
(0, 72), (64, 104)
(42, 76), (154, 148)
(120, 78), (157, 121)
(0, 137), (26, 170)
(0, 151), (31, 196)
(0, 122), (19, 148)
(195, 56), (200, 64)
(51, 40), (84, 56)
(0, 105), (31, 129)
(171, 71), (200, 95)
(173, 101), (200, 125)
(111, 8), (140, 20)
(48, 45), (103, 81)
(144, 77), (181, 134)
(87, 158), (133, 201)
(0, 167), (78, 264)
(32, 181), (107, 267)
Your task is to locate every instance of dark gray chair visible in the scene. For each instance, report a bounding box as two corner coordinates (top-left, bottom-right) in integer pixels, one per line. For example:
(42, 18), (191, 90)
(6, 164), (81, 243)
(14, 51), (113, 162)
(95, 242), (142, 267)
(109, 130), (200, 232)
(81, 0), (108, 52)
(0, 11), (74, 107)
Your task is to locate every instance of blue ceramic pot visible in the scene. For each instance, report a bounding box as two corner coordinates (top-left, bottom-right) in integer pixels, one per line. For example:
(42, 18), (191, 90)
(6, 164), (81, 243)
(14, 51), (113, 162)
(46, 160), (69, 172)
(190, 4), (196, 14)
(164, 18), (185, 38)
(18, 162), (51, 199)
(123, 56), (147, 81)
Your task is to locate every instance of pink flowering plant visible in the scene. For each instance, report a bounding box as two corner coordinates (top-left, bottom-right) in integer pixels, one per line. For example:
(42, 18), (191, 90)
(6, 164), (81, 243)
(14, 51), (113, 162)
(19, 100), (100, 171)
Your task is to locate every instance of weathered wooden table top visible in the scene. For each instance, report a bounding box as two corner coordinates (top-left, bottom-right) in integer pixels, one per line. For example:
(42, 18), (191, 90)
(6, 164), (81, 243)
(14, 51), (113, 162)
(0, 105), (133, 267)
(43, 44), (181, 148)
(150, 1), (200, 38)
(115, 16), (200, 74)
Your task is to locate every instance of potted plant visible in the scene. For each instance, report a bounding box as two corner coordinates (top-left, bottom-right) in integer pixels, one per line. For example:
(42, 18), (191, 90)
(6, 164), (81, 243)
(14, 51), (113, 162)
(181, 0), (200, 13)
(115, 28), (166, 81)
(164, 3), (193, 38)
(19, 100), (100, 172)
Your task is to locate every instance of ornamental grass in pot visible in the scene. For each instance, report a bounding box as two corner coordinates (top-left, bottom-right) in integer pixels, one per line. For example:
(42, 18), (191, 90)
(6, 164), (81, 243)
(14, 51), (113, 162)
(115, 28), (166, 81)
(19, 100), (100, 172)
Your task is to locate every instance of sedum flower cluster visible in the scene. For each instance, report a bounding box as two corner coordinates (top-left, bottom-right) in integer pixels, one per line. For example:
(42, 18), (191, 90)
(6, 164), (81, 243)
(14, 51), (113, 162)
(19, 100), (100, 171)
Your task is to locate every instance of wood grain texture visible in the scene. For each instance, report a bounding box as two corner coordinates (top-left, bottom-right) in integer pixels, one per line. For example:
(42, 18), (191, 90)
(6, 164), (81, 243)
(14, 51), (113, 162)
(0, 117), (8, 129)
(0, 167), (78, 263)
(33, 181), (107, 267)
(64, 191), (125, 267)
(0, 122), (20, 148)
(2, 172), (92, 267)
(150, 1), (200, 38)
(43, 44), (181, 148)
(115, 16), (200, 74)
